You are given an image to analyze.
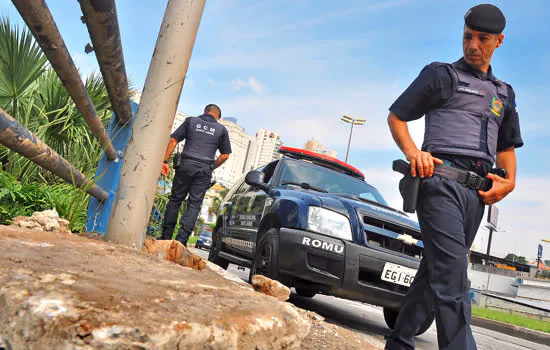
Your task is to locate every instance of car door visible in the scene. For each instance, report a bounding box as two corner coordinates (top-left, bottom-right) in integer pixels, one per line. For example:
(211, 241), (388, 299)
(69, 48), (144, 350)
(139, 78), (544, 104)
(226, 180), (256, 255)
(218, 177), (242, 239)
(220, 179), (252, 255)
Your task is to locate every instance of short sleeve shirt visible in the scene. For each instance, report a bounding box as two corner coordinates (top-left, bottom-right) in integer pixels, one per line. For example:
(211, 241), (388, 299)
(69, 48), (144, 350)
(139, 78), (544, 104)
(171, 114), (232, 162)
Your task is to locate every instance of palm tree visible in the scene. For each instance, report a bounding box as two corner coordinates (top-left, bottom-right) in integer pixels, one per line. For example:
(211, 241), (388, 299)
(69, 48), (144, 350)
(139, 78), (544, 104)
(0, 16), (113, 183)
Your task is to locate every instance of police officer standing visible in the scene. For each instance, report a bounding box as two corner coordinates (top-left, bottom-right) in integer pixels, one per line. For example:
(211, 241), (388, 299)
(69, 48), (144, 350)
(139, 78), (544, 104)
(385, 4), (523, 350)
(159, 104), (232, 246)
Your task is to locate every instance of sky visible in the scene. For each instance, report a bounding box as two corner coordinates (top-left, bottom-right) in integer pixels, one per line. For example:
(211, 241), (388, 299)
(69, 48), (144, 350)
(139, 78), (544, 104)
(1, 0), (549, 262)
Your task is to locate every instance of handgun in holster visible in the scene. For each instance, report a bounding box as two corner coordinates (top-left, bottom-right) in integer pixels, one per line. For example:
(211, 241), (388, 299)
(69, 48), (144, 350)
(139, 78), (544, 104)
(173, 151), (182, 169)
(392, 159), (420, 214)
(485, 167), (507, 191)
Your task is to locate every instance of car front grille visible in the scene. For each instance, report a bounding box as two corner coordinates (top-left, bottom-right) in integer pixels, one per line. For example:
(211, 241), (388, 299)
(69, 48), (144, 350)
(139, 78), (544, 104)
(361, 214), (423, 259)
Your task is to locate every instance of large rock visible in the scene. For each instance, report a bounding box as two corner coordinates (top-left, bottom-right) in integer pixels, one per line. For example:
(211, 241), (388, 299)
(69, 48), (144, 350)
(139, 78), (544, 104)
(141, 237), (206, 271)
(10, 209), (71, 234)
(251, 274), (291, 301)
(0, 226), (311, 349)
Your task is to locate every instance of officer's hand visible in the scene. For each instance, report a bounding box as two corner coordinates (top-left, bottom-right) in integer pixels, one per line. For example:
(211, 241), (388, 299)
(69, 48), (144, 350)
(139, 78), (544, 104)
(161, 163), (170, 177)
(405, 150), (443, 178)
(478, 173), (515, 205)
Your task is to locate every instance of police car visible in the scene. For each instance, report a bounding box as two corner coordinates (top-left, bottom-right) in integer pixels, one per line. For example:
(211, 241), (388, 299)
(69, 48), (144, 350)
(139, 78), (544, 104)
(208, 146), (433, 334)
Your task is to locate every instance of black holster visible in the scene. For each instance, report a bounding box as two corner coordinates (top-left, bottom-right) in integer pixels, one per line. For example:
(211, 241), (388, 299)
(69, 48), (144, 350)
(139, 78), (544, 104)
(173, 151), (182, 169)
(393, 159), (420, 213)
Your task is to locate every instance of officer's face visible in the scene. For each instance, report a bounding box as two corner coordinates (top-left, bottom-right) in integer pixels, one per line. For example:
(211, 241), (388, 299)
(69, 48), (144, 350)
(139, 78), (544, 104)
(462, 26), (504, 72)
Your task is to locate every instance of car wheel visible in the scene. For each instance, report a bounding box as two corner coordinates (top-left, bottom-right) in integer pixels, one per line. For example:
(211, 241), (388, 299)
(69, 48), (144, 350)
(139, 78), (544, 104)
(295, 287), (317, 298)
(383, 308), (434, 336)
(249, 228), (280, 283)
(208, 227), (230, 270)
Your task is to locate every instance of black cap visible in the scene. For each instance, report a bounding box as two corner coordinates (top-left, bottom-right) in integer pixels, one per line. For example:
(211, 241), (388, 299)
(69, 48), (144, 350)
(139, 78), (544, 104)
(464, 4), (506, 34)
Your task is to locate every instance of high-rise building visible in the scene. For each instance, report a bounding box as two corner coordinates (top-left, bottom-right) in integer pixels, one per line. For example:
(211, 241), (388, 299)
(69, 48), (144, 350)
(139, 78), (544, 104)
(243, 137), (258, 172)
(249, 129), (283, 169)
(212, 118), (251, 188)
(171, 110), (190, 153)
(303, 138), (337, 158)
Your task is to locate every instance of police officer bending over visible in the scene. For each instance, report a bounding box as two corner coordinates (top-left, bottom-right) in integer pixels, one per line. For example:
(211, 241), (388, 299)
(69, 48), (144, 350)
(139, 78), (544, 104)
(160, 104), (232, 246)
(385, 4), (523, 350)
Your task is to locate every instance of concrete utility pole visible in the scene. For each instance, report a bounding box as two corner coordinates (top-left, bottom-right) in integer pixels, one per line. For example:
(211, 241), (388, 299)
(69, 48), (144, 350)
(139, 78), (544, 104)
(106, 0), (206, 248)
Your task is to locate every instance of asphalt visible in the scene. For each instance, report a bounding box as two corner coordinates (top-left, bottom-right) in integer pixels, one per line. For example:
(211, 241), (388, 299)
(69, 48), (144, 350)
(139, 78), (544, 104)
(191, 247), (550, 350)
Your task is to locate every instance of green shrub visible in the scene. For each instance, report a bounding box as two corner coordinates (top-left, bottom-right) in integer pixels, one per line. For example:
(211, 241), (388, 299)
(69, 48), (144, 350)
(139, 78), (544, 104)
(0, 170), (89, 232)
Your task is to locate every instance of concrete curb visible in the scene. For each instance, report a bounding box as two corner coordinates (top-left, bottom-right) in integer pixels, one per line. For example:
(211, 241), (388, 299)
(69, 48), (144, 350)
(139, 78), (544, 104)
(472, 315), (550, 346)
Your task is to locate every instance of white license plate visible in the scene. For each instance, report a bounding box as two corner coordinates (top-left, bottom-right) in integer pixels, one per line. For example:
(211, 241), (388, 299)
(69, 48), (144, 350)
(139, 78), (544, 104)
(381, 263), (418, 287)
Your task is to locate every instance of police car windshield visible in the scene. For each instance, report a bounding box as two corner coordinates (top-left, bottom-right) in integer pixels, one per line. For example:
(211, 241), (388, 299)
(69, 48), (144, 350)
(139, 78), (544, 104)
(279, 160), (389, 206)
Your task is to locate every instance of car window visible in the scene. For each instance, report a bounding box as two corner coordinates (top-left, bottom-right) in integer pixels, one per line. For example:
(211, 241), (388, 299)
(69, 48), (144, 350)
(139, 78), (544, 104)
(235, 181), (251, 196)
(201, 230), (212, 237)
(222, 177), (243, 203)
(262, 160), (279, 184)
(278, 159), (389, 205)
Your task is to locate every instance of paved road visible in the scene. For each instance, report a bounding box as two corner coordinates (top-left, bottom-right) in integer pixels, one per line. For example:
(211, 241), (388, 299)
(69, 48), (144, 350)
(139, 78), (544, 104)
(191, 247), (549, 350)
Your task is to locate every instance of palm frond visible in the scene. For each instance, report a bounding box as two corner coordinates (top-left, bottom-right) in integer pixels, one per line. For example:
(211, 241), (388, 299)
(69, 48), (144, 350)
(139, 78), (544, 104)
(0, 16), (47, 118)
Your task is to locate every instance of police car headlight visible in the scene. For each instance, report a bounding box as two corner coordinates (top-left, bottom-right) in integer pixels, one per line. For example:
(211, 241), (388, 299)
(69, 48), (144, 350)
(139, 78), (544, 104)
(307, 207), (352, 241)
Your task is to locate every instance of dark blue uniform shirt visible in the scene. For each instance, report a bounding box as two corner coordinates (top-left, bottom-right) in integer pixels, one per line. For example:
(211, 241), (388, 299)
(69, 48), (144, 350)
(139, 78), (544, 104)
(171, 114), (232, 163)
(389, 57), (524, 174)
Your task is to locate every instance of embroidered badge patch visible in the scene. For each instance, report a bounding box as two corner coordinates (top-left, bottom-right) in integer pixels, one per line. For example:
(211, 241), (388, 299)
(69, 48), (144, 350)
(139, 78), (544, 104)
(490, 97), (503, 117)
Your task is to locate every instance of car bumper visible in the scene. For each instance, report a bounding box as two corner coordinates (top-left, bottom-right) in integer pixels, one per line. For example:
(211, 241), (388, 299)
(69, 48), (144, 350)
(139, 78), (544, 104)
(196, 240), (212, 248)
(278, 227), (420, 309)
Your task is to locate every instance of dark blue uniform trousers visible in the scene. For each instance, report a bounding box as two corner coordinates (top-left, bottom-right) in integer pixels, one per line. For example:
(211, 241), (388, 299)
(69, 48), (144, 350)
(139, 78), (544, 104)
(160, 160), (212, 245)
(385, 175), (485, 350)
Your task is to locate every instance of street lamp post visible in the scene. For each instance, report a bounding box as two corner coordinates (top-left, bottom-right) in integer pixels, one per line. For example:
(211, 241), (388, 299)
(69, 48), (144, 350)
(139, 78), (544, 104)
(341, 115), (366, 163)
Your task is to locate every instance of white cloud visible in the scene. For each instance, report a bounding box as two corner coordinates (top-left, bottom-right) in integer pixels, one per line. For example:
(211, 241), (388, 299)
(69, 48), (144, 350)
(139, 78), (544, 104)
(231, 76), (264, 95)
(247, 77), (263, 95)
(232, 78), (247, 91)
(207, 77), (216, 86)
(217, 80), (423, 152)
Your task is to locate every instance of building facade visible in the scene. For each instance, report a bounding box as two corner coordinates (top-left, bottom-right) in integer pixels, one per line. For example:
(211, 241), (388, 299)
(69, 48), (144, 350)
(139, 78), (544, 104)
(249, 129), (283, 169)
(212, 118), (251, 188)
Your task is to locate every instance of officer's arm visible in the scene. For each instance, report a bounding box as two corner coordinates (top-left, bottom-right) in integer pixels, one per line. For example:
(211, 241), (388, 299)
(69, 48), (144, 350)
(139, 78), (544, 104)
(496, 147), (517, 184)
(213, 154), (230, 170)
(163, 137), (178, 163)
(388, 112), (442, 178)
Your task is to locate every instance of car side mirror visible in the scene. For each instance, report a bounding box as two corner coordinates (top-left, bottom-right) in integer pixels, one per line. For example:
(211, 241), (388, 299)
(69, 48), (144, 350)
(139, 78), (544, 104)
(245, 170), (269, 192)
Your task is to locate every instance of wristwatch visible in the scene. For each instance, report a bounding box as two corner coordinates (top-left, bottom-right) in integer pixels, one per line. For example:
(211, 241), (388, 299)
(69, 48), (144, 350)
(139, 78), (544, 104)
(163, 160), (168, 164)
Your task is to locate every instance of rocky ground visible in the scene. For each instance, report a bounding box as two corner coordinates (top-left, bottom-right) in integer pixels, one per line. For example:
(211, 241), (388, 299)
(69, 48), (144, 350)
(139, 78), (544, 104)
(0, 212), (382, 349)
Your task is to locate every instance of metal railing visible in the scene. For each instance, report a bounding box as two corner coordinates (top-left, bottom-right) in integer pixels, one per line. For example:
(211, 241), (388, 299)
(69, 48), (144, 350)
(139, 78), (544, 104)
(1, 0), (133, 204)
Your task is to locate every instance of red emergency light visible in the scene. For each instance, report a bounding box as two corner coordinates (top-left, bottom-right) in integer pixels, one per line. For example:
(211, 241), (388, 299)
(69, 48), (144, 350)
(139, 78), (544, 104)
(278, 146), (365, 180)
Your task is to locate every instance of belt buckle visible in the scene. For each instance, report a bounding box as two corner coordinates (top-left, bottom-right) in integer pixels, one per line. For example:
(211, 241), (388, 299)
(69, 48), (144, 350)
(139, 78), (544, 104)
(463, 171), (482, 190)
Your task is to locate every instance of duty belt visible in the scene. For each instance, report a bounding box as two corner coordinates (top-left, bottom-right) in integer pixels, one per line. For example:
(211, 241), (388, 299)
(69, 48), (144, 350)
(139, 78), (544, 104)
(181, 155), (215, 166)
(433, 164), (491, 191)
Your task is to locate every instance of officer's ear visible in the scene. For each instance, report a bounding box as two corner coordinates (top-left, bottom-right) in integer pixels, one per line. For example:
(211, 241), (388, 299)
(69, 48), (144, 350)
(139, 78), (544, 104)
(495, 33), (504, 48)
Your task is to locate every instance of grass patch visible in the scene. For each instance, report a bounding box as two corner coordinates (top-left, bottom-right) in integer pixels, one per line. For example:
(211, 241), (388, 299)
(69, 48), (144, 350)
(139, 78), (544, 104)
(472, 306), (550, 333)
(187, 235), (198, 245)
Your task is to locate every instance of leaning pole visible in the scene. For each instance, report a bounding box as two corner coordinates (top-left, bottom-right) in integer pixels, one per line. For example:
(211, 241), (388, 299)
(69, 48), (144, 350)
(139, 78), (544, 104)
(105, 0), (206, 248)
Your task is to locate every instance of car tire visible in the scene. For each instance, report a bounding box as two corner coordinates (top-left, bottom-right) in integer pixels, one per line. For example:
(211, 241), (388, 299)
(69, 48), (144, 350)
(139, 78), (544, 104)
(208, 227), (230, 270)
(295, 287), (317, 298)
(383, 307), (434, 336)
(249, 228), (280, 283)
